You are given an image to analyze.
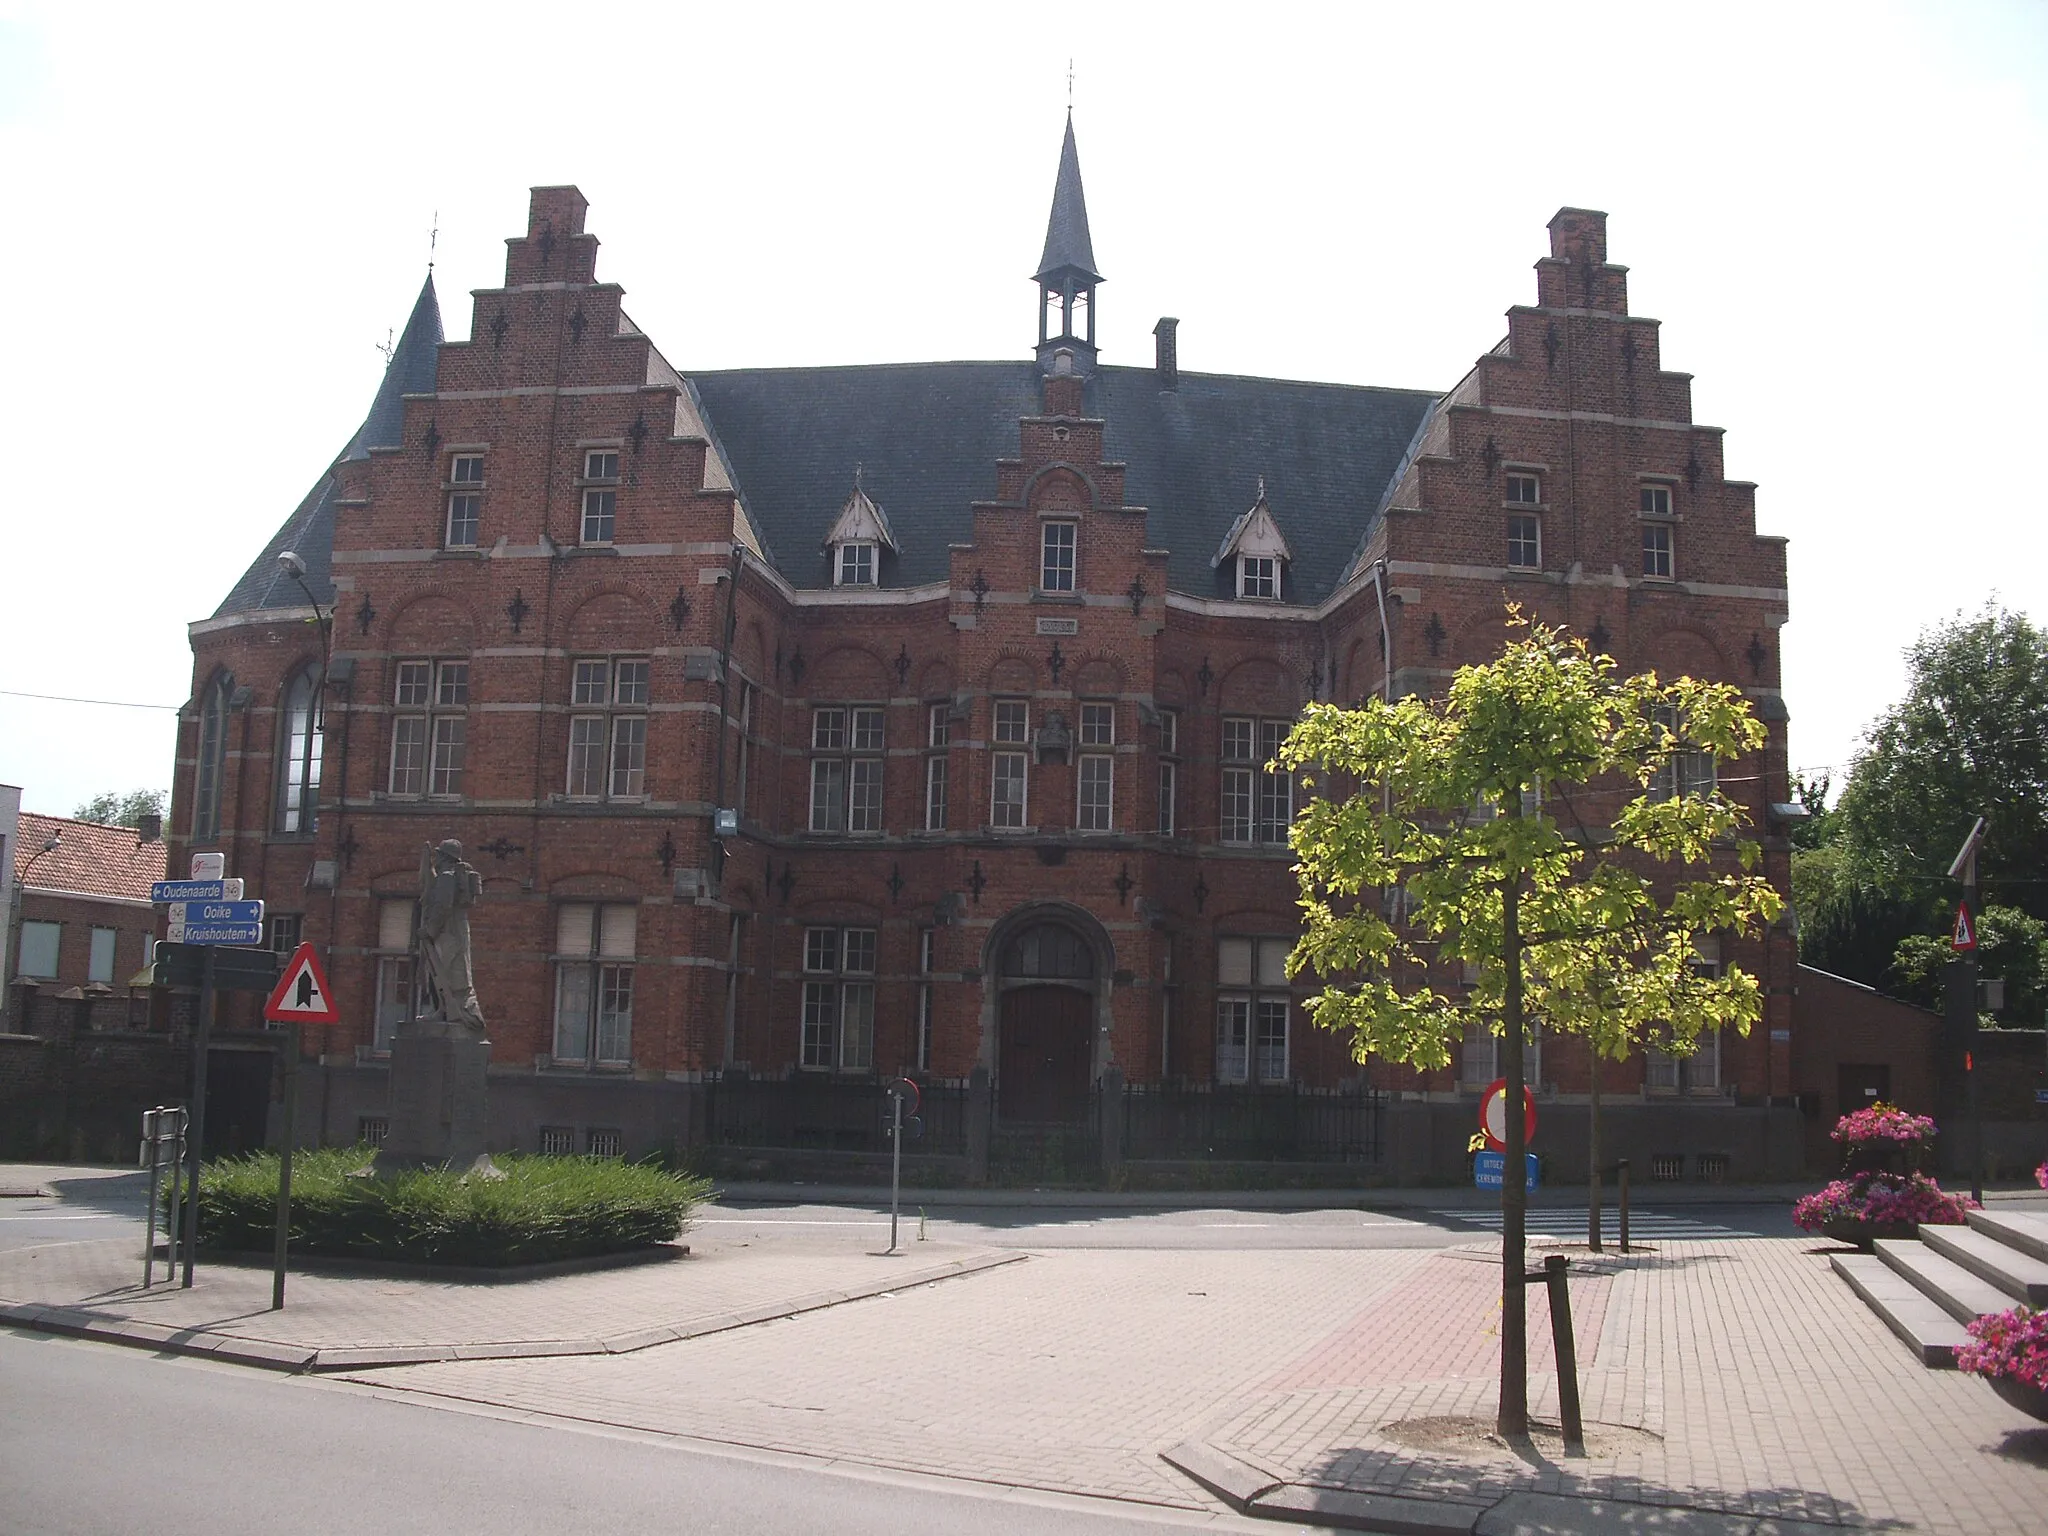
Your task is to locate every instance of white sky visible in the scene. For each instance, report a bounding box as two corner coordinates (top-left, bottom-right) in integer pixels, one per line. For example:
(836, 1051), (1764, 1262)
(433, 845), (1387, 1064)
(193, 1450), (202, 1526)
(1, 0), (2043, 817)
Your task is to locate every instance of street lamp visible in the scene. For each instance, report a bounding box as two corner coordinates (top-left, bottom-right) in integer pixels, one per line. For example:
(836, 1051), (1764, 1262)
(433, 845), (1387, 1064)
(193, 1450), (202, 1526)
(3, 833), (63, 1031)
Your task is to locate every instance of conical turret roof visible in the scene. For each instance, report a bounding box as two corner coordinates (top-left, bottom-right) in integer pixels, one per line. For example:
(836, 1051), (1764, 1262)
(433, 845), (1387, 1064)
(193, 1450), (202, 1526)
(1035, 115), (1102, 286)
(211, 275), (443, 618)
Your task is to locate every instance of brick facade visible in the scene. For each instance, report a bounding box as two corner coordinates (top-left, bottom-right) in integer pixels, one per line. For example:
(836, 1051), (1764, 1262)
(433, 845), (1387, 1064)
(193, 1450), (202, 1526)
(169, 141), (1802, 1171)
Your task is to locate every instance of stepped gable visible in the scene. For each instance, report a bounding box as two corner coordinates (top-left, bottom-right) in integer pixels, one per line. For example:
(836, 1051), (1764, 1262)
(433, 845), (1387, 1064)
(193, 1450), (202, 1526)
(689, 362), (1435, 603)
(212, 275), (443, 618)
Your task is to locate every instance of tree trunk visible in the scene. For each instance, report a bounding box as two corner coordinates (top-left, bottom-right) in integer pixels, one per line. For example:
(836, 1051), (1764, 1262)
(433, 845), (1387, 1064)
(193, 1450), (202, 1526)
(1587, 1055), (1603, 1253)
(1499, 866), (1528, 1439)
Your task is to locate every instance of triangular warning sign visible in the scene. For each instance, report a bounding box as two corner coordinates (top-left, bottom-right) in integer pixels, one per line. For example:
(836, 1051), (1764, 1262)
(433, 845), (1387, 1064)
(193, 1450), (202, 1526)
(264, 942), (340, 1024)
(1951, 902), (1978, 954)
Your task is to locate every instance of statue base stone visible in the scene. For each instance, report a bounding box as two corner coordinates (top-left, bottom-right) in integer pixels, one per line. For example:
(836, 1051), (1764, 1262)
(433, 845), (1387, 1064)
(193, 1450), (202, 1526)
(371, 1029), (501, 1178)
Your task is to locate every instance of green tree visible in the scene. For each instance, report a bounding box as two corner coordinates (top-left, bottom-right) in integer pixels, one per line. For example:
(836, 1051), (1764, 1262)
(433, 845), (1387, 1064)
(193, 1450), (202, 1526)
(73, 788), (168, 828)
(1891, 905), (2048, 1027)
(1832, 604), (2048, 919)
(1280, 614), (1781, 1437)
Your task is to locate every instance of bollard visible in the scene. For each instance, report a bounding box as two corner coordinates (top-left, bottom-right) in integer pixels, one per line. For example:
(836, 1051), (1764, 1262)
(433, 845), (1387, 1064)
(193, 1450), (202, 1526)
(1617, 1158), (1631, 1254)
(1533, 1254), (1585, 1455)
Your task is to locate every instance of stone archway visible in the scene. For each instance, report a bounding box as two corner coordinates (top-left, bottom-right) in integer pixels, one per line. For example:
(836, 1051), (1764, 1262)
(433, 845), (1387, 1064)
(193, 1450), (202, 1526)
(981, 906), (1113, 1127)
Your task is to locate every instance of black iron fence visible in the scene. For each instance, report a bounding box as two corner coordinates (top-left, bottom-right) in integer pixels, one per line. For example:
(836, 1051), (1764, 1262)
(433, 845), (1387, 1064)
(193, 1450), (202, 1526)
(705, 1072), (971, 1158)
(1120, 1082), (1383, 1163)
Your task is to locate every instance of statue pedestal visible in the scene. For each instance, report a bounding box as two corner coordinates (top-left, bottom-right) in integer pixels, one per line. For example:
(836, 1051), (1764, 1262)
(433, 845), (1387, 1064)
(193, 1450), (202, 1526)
(373, 1028), (495, 1174)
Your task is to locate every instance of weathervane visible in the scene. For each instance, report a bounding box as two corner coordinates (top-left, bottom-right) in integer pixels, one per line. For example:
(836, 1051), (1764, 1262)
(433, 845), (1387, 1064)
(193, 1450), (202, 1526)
(429, 209), (438, 272)
(1067, 59), (1074, 111)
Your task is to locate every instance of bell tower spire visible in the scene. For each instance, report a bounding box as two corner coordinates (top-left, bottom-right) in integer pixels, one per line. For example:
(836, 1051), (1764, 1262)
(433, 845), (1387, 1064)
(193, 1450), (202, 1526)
(1034, 112), (1103, 377)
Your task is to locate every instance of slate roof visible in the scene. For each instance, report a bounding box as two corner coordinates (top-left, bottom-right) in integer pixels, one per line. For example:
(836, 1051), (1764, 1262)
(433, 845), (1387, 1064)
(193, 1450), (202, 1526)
(213, 275), (443, 619)
(12, 812), (168, 901)
(1036, 115), (1101, 285)
(690, 362), (1437, 604)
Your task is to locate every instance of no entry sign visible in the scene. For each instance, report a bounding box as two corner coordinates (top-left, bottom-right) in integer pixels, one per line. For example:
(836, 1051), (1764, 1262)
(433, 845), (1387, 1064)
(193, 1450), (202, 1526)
(1480, 1078), (1538, 1152)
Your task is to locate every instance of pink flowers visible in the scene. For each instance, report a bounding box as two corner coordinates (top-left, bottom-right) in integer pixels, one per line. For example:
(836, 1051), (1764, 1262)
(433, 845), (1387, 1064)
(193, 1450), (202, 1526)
(1831, 1103), (1937, 1147)
(1957, 1306), (2048, 1390)
(1793, 1171), (1978, 1232)
(2036, 1160), (2046, 1191)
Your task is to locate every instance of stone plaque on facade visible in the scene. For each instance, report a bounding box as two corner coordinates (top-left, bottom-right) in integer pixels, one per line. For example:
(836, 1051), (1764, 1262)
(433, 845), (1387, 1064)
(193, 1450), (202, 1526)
(1035, 616), (1079, 635)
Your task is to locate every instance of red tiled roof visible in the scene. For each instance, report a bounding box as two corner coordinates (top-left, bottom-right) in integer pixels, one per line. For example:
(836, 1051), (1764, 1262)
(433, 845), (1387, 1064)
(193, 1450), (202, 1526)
(12, 811), (168, 901)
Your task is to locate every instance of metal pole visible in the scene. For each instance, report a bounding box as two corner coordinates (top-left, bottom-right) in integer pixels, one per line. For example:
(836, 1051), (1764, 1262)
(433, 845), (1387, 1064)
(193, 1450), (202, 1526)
(141, 1109), (161, 1289)
(271, 1024), (298, 1310)
(1964, 864), (1983, 1205)
(888, 1087), (903, 1255)
(164, 1110), (184, 1283)
(1542, 1254), (1585, 1454)
(1587, 1066), (1603, 1253)
(1617, 1158), (1631, 1254)
(180, 946), (216, 1288)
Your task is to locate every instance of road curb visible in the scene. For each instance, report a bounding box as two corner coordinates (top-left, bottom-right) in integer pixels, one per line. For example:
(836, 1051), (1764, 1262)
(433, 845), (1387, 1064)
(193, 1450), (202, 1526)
(0, 1249), (1027, 1376)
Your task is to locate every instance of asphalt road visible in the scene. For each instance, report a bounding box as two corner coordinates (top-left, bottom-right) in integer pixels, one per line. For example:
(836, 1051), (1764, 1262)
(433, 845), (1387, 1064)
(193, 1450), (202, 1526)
(0, 1331), (1281, 1536)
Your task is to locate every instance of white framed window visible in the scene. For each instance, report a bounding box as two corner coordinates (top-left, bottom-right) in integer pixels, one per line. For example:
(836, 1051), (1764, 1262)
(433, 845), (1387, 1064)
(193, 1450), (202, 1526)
(1461, 1020), (1542, 1091)
(991, 698), (1029, 828)
(924, 703), (949, 831)
(1222, 717), (1293, 844)
(275, 665), (323, 834)
(192, 673), (231, 842)
(18, 921), (59, 979)
(1040, 521), (1077, 593)
(1642, 521), (1674, 581)
(1650, 705), (1717, 800)
(1639, 483), (1673, 517)
(586, 1127), (624, 1158)
(809, 706), (885, 833)
(1157, 709), (1179, 836)
(566, 657), (650, 799)
(836, 542), (877, 586)
(389, 659), (468, 798)
(88, 927), (116, 985)
(267, 913), (301, 956)
(801, 926), (876, 1072)
(553, 902), (636, 1067)
(1507, 514), (1541, 570)
(1649, 938), (1724, 1092)
(1216, 937), (1292, 1085)
(1076, 701), (1114, 832)
(373, 898), (415, 1052)
(580, 449), (620, 545)
(1238, 554), (1278, 600)
(1505, 471), (1541, 505)
(445, 457), (482, 550)
(916, 928), (935, 1071)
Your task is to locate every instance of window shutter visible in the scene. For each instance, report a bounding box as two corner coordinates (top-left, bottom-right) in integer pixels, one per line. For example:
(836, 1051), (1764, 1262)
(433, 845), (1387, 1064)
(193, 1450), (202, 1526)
(1218, 937), (1253, 986)
(599, 904), (638, 958)
(556, 902), (595, 957)
(1256, 939), (1290, 988)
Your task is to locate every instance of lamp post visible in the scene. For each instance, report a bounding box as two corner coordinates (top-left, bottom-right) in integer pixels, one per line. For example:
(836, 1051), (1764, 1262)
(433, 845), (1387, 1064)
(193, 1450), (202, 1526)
(268, 551), (331, 1308)
(3, 834), (63, 1033)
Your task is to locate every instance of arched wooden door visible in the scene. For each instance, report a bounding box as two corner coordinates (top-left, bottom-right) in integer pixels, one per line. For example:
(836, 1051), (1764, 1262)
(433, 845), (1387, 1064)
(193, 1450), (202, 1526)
(999, 984), (1094, 1125)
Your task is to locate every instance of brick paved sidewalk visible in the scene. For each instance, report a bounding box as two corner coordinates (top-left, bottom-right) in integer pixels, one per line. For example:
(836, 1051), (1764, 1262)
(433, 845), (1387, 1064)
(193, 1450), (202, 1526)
(0, 1225), (1018, 1370)
(1197, 1237), (2048, 1534)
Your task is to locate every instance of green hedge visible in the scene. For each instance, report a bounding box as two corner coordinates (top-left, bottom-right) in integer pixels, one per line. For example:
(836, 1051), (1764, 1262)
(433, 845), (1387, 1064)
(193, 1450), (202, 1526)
(186, 1147), (711, 1267)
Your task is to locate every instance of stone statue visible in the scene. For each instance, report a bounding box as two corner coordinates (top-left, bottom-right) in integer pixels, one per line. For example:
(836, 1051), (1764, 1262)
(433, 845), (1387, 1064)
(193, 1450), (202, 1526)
(416, 839), (485, 1037)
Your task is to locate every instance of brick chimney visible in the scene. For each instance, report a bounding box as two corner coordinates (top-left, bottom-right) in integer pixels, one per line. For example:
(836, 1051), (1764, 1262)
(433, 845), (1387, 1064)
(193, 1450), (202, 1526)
(136, 812), (162, 844)
(1153, 317), (1179, 391)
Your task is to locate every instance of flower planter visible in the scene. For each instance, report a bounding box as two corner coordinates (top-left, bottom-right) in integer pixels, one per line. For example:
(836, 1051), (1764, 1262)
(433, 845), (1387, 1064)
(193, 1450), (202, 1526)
(1820, 1219), (1918, 1249)
(1987, 1374), (2048, 1424)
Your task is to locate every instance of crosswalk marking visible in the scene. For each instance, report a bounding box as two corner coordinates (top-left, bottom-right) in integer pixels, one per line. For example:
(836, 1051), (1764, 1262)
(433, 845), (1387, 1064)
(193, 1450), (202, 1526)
(1423, 1207), (1756, 1240)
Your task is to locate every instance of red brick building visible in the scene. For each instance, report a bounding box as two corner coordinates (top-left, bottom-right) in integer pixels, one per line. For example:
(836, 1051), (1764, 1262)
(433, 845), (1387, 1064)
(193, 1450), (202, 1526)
(171, 122), (1803, 1179)
(5, 811), (166, 1035)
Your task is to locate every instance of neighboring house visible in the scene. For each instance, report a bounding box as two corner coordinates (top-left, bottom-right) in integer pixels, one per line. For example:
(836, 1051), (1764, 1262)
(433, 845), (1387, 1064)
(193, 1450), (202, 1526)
(0, 784), (18, 1030)
(6, 810), (167, 1035)
(166, 119), (1803, 1179)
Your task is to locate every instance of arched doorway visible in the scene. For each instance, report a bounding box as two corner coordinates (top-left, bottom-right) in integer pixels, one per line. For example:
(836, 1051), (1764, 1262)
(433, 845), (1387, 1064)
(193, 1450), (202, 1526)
(997, 920), (1096, 1125)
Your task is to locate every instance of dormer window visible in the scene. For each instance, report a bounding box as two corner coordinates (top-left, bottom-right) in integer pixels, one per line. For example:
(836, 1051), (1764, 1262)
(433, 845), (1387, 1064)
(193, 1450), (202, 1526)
(837, 542), (876, 587)
(1213, 478), (1293, 603)
(823, 477), (897, 589)
(1239, 555), (1278, 600)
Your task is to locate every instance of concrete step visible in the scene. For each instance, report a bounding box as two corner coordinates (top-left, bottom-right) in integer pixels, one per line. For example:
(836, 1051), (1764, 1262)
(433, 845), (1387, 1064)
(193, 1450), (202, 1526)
(1968, 1207), (2048, 1267)
(1918, 1223), (2048, 1305)
(1830, 1253), (1970, 1366)
(1874, 1239), (2013, 1322)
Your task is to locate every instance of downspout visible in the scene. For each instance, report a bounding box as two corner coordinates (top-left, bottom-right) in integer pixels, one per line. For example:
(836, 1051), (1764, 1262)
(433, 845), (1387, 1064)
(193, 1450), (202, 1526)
(1369, 557), (1394, 702)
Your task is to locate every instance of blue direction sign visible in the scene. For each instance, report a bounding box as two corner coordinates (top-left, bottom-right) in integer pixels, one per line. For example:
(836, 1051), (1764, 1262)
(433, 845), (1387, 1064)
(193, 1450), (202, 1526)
(151, 879), (244, 904)
(168, 900), (265, 946)
(1474, 1150), (1540, 1193)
